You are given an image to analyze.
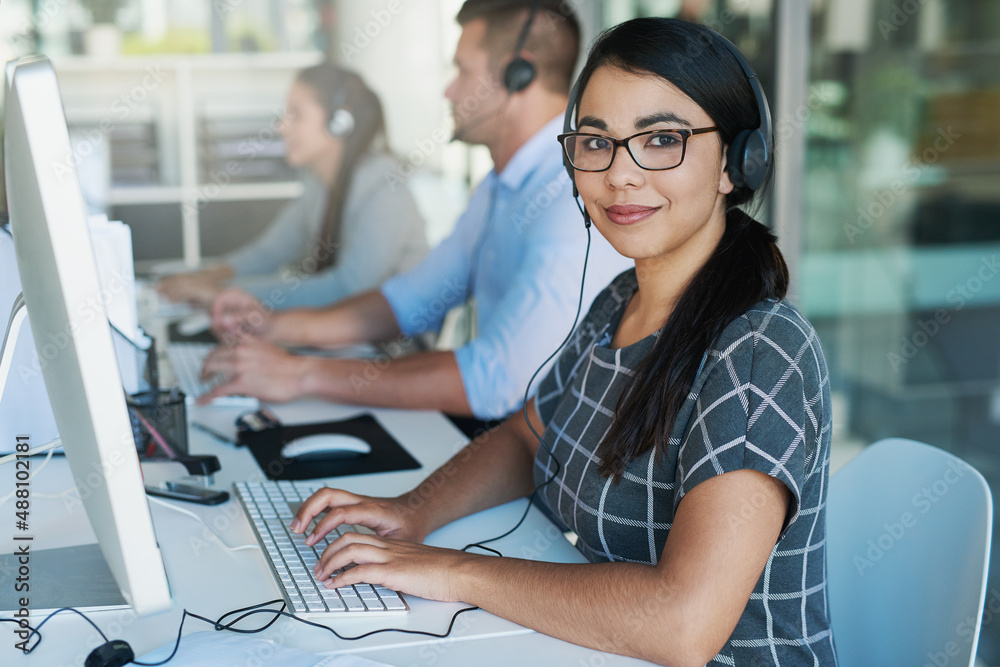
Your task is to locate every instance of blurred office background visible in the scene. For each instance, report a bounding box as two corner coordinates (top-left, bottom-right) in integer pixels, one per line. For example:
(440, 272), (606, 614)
(1, 0), (999, 660)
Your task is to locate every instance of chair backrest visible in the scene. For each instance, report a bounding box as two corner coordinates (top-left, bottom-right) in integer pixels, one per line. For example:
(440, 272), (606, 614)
(827, 438), (993, 667)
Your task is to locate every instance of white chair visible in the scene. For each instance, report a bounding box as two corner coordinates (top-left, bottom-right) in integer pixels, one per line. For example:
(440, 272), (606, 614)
(827, 438), (993, 666)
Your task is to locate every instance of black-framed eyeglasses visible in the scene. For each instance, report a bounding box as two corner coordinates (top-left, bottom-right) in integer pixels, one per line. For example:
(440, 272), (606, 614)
(557, 127), (718, 172)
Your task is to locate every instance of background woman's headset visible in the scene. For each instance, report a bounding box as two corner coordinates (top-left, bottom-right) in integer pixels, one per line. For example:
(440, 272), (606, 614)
(327, 85), (356, 137)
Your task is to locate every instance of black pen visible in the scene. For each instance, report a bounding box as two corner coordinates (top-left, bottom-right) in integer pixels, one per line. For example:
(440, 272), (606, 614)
(191, 421), (238, 446)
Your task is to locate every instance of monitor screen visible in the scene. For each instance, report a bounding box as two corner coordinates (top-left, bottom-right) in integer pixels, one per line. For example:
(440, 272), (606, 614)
(4, 56), (171, 616)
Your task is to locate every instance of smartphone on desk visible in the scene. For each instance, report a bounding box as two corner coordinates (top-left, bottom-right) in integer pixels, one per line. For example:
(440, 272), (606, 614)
(145, 481), (230, 505)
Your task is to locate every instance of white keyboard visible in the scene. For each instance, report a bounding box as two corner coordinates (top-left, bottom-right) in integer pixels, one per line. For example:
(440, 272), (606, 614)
(234, 481), (409, 617)
(165, 342), (258, 407)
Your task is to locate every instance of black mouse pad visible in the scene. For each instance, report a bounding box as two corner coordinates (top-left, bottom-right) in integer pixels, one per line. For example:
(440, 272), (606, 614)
(238, 413), (421, 480)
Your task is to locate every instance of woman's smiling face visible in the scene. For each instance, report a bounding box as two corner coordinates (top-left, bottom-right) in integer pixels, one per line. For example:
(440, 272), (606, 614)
(573, 65), (734, 263)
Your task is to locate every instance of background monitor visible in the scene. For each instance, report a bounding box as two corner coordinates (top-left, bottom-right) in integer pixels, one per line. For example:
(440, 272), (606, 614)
(4, 56), (171, 616)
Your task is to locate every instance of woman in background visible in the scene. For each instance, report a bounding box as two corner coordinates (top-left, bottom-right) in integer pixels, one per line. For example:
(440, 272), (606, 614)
(158, 63), (427, 310)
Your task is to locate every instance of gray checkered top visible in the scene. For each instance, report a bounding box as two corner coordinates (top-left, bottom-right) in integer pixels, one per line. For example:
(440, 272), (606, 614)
(534, 270), (837, 666)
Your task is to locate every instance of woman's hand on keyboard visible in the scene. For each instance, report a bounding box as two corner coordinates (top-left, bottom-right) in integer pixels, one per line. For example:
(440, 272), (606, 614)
(292, 488), (429, 545)
(313, 532), (471, 603)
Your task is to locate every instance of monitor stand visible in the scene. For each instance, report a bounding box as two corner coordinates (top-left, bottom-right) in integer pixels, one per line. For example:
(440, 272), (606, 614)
(0, 544), (128, 613)
(1, 296), (129, 614)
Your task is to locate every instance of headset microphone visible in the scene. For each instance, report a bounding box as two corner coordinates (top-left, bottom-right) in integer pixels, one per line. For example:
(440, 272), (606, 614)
(449, 97), (510, 144)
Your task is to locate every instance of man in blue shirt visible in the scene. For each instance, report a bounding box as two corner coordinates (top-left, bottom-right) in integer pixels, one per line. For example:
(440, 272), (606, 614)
(201, 0), (630, 426)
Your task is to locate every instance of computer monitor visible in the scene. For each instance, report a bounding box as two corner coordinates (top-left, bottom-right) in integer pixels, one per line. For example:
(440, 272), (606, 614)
(5, 55), (44, 94)
(3, 56), (171, 616)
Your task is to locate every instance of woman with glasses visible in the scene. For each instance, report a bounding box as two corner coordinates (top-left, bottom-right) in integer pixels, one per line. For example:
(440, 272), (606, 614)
(289, 18), (836, 666)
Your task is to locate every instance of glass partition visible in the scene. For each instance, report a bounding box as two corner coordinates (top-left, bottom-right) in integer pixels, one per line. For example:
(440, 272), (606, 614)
(803, 1), (1000, 656)
(600, 0), (1000, 660)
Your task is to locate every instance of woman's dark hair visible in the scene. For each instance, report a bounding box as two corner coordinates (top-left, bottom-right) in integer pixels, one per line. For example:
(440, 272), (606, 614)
(577, 18), (788, 480)
(296, 63), (386, 271)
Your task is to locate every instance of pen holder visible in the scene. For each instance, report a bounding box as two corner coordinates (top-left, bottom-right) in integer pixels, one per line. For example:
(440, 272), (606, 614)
(127, 390), (188, 458)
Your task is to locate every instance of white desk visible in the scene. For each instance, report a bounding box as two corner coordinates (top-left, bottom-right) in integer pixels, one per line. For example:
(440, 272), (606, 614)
(0, 400), (650, 666)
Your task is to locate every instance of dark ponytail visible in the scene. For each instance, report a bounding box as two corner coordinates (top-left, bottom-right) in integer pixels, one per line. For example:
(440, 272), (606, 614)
(598, 210), (788, 479)
(574, 18), (787, 480)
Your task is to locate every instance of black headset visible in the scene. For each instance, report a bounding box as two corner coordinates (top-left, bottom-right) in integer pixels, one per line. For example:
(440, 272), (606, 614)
(717, 36), (772, 191)
(561, 25), (773, 195)
(503, 0), (541, 93)
(451, 0), (578, 143)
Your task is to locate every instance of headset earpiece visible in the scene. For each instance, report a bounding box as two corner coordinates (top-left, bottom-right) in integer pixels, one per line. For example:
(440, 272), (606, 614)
(328, 107), (355, 137)
(503, 0), (540, 94)
(326, 80), (356, 137)
(726, 129), (750, 188)
(715, 36), (772, 192)
(743, 126), (770, 190)
(726, 126), (768, 190)
(503, 56), (536, 94)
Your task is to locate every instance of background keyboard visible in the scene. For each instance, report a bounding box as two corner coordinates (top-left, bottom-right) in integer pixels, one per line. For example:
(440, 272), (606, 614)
(165, 342), (258, 407)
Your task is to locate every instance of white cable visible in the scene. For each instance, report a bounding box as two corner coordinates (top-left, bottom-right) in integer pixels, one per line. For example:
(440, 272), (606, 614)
(146, 495), (260, 553)
(0, 445), (61, 506)
(0, 437), (62, 466)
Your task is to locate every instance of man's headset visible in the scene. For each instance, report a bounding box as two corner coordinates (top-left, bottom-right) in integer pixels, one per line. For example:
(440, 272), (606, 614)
(503, 0), (540, 93)
(452, 0), (559, 142)
(560, 27), (773, 200)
